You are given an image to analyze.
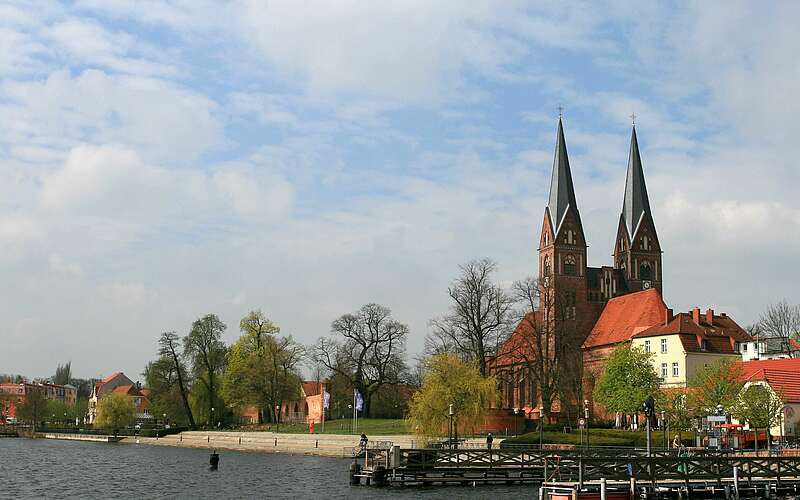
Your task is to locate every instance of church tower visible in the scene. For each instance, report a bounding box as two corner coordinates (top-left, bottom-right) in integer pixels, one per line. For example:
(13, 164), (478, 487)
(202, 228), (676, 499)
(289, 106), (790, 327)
(539, 118), (588, 320)
(613, 126), (663, 293)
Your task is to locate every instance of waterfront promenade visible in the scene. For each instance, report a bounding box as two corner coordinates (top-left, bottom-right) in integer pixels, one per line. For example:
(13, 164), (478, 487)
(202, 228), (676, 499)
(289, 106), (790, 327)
(120, 431), (483, 457)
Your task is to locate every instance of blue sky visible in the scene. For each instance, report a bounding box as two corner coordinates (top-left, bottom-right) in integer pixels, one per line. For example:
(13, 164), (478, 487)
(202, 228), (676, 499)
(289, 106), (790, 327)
(1, 1), (799, 380)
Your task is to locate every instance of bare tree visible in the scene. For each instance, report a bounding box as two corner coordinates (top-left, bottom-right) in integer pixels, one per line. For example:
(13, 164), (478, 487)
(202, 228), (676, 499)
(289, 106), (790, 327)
(311, 303), (407, 416)
(500, 277), (583, 420)
(428, 258), (513, 377)
(159, 331), (196, 429)
(758, 300), (800, 352)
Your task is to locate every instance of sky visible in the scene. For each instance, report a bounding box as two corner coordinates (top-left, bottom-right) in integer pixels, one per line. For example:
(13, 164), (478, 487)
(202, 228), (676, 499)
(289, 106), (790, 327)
(1, 1), (799, 381)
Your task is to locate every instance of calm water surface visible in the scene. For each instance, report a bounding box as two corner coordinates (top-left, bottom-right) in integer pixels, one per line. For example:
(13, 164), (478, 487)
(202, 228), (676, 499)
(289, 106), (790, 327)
(0, 438), (538, 499)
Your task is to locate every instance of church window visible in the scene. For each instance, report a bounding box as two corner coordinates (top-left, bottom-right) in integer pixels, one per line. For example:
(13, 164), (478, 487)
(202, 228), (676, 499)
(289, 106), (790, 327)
(642, 235), (649, 250)
(639, 261), (652, 280)
(564, 255), (577, 275)
(543, 255), (551, 277)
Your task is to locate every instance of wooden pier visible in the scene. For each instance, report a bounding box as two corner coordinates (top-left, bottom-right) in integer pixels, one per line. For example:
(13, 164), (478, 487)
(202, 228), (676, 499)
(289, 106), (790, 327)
(349, 445), (800, 497)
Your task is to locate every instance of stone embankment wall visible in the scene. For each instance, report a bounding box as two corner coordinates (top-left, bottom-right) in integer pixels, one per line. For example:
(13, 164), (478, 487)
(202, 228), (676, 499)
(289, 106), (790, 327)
(122, 431), (493, 457)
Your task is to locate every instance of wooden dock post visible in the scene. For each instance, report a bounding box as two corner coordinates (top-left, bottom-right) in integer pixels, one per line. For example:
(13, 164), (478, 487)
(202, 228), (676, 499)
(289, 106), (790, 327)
(600, 477), (607, 500)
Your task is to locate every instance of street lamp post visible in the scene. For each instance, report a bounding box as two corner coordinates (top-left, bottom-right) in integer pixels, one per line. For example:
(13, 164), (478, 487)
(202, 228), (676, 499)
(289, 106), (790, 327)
(275, 405), (281, 433)
(584, 400), (590, 450)
(539, 406), (544, 449)
(448, 404), (454, 449)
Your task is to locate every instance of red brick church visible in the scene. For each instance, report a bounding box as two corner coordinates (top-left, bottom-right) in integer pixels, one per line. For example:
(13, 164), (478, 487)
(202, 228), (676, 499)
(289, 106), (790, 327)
(490, 118), (750, 424)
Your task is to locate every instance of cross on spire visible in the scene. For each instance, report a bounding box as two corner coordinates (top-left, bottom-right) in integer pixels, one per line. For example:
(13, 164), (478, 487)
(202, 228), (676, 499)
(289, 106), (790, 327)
(630, 112), (636, 125)
(558, 105), (563, 118)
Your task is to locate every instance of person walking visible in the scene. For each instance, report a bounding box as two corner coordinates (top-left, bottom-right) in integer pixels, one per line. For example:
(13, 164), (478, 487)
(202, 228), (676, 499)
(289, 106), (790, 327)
(486, 432), (494, 450)
(359, 433), (368, 450)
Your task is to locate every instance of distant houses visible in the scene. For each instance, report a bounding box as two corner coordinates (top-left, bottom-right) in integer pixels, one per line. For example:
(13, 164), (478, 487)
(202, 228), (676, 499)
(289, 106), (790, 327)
(87, 372), (152, 424)
(0, 381), (78, 422)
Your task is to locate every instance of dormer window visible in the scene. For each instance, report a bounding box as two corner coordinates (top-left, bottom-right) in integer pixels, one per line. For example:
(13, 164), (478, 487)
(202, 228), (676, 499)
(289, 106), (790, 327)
(564, 255), (577, 275)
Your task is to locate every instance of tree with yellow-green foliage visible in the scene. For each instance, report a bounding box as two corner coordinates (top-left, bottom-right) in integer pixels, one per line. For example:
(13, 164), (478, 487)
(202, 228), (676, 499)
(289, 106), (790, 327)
(96, 392), (136, 435)
(407, 354), (498, 440)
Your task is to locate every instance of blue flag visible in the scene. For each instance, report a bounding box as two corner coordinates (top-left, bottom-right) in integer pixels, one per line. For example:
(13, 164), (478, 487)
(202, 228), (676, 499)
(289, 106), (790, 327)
(355, 389), (364, 411)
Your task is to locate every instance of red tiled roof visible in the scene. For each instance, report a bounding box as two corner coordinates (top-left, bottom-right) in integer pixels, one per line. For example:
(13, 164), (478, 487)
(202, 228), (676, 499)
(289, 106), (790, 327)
(739, 359), (800, 403)
(101, 372), (123, 384)
(582, 289), (667, 348)
(111, 384), (137, 396)
(633, 311), (751, 354)
(492, 311), (542, 367)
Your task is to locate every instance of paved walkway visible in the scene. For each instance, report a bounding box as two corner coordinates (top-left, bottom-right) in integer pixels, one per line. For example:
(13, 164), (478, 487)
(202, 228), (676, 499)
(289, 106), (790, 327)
(121, 431), (492, 457)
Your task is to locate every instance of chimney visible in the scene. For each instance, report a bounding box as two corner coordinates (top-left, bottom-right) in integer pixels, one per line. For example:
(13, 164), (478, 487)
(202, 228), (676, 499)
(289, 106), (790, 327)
(706, 308), (714, 325)
(720, 312), (727, 317)
(664, 308), (674, 325)
(692, 307), (701, 324)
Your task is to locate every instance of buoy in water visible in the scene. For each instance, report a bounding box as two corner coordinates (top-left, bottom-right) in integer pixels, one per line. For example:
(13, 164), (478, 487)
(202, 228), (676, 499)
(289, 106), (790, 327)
(209, 450), (220, 470)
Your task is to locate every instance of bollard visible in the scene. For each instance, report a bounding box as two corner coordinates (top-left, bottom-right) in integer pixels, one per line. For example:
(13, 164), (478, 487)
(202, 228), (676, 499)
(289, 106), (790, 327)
(238, 436), (241, 445)
(274, 438), (277, 447)
(316, 439), (319, 449)
(600, 477), (607, 500)
(207, 435), (210, 443)
(733, 465), (740, 500)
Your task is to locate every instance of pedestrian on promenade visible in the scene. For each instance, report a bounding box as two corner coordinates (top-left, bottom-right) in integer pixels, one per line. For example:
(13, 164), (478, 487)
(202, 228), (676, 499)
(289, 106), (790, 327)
(486, 433), (494, 450)
(673, 434), (680, 449)
(359, 433), (368, 450)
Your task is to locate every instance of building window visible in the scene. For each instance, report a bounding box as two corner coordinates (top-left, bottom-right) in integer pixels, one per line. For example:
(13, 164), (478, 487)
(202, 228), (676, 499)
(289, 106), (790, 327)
(642, 235), (649, 250)
(661, 338), (667, 353)
(543, 255), (551, 277)
(672, 362), (679, 377)
(564, 255), (577, 276)
(644, 340), (651, 353)
(701, 340), (708, 351)
(661, 363), (668, 378)
(640, 262), (652, 280)
(742, 343), (748, 353)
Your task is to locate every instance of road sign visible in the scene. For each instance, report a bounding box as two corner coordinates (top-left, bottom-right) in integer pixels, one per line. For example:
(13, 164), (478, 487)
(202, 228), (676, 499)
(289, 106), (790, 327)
(578, 418), (586, 429)
(707, 415), (726, 422)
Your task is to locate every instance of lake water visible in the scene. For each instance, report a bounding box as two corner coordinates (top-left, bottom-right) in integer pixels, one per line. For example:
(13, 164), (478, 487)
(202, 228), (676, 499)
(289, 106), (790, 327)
(0, 438), (538, 499)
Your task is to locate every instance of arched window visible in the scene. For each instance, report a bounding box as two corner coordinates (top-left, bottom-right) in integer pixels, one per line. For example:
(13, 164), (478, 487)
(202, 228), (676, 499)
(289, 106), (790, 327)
(639, 261), (652, 280)
(564, 255), (577, 275)
(543, 255), (552, 277)
(642, 235), (649, 250)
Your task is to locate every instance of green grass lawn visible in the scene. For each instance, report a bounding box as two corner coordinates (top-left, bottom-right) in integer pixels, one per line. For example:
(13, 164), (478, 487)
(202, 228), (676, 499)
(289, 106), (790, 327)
(266, 418), (410, 435)
(503, 428), (698, 448)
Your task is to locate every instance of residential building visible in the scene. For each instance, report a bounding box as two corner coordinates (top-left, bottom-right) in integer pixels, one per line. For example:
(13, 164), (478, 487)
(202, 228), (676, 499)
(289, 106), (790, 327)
(737, 358), (800, 438)
(236, 381), (327, 425)
(87, 372), (152, 424)
(0, 381), (78, 420)
(740, 336), (800, 361)
(629, 308), (750, 388)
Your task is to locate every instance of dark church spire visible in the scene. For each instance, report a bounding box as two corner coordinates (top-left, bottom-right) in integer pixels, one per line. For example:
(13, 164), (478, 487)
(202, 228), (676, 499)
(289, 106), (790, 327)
(621, 125), (652, 238)
(547, 117), (578, 233)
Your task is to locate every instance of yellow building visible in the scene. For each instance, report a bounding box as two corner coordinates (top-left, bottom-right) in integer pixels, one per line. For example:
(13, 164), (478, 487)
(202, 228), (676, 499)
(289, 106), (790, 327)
(630, 308), (750, 388)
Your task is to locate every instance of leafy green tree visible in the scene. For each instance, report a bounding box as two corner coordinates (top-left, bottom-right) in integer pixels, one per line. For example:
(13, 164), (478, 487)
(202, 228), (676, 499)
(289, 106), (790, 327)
(184, 314), (227, 426)
(733, 384), (784, 440)
(688, 358), (744, 415)
(96, 392), (136, 435)
(223, 310), (303, 423)
(15, 387), (48, 430)
(158, 331), (196, 428)
(144, 356), (191, 426)
(657, 388), (694, 443)
(53, 361), (72, 385)
(593, 344), (661, 415)
(408, 354), (497, 439)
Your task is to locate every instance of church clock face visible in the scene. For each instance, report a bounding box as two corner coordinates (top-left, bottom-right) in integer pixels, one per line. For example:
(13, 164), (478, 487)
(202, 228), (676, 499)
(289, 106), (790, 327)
(642, 280), (652, 289)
